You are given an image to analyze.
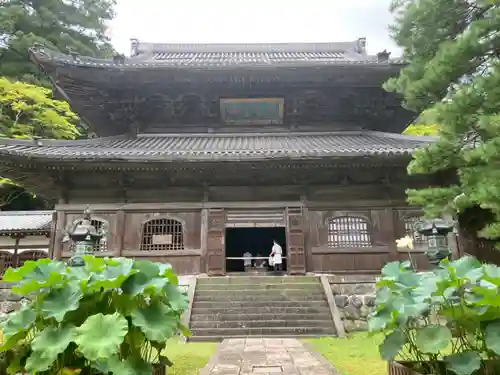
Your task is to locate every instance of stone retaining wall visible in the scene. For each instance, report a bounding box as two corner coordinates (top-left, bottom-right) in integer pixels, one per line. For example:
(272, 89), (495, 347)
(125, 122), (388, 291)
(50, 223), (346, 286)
(328, 275), (378, 333)
(0, 277), (192, 319)
(0, 283), (24, 318)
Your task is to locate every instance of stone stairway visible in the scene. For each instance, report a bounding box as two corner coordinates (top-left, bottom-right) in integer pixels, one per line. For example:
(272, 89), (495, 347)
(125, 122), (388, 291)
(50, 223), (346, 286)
(189, 275), (337, 341)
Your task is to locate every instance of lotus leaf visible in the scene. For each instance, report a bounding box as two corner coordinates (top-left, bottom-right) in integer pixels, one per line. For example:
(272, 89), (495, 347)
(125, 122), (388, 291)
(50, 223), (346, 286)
(444, 351), (481, 375)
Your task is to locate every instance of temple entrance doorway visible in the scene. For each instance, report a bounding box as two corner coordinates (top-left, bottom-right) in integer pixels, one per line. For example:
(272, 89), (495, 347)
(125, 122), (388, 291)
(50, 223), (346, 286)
(225, 227), (287, 273)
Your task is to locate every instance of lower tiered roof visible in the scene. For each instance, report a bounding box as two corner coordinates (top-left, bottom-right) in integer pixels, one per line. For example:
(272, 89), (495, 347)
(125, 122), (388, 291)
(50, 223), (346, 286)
(0, 211), (53, 236)
(0, 131), (433, 163)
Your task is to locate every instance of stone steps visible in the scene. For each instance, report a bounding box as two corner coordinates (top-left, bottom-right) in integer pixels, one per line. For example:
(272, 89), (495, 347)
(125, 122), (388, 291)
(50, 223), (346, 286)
(195, 291), (325, 297)
(190, 326), (336, 338)
(191, 305), (331, 315)
(188, 334), (325, 342)
(192, 300), (329, 309)
(194, 292), (326, 302)
(191, 312), (332, 321)
(196, 282), (323, 291)
(189, 276), (336, 341)
(198, 276), (318, 284)
(191, 319), (333, 329)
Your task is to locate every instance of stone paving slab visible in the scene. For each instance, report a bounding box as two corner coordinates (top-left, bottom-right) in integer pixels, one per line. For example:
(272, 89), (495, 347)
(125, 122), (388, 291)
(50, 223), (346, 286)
(200, 338), (339, 375)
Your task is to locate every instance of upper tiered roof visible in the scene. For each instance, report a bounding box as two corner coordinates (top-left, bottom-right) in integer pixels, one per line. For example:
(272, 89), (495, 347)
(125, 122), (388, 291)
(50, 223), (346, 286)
(31, 38), (400, 69)
(27, 39), (412, 137)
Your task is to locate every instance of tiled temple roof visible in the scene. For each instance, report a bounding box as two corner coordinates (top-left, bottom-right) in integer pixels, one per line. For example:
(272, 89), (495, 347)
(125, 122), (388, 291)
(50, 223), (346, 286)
(0, 132), (433, 163)
(149, 51), (349, 67)
(0, 211), (53, 234)
(30, 39), (404, 69)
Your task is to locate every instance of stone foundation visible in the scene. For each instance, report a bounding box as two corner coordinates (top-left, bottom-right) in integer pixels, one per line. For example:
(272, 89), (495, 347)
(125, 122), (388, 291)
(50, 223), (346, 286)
(0, 277), (192, 319)
(0, 283), (24, 318)
(328, 275), (377, 333)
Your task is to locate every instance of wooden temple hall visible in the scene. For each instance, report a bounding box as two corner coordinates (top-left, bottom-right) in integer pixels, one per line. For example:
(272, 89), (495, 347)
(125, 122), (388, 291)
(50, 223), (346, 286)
(0, 38), (440, 275)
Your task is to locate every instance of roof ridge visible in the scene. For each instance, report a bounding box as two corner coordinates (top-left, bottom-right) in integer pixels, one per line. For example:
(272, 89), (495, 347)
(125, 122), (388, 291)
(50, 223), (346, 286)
(133, 40), (365, 54)
(137, 131), (368, 138)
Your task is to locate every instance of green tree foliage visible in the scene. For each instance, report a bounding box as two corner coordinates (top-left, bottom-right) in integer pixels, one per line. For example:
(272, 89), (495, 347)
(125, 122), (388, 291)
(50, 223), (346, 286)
(0, 0), (116, 82)
(0, 77), (79, 139)
(386, 0), (500, 239)
(0, 78), (80, 208)
(403, 123), (440, 136)
(403, 109), (440, 136)
(0, 178), (49, 209)
(0, 0), (115, 208)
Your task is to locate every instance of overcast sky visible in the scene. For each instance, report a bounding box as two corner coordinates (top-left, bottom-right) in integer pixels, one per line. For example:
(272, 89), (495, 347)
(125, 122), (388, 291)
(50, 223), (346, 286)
(108, 0), (401, 57)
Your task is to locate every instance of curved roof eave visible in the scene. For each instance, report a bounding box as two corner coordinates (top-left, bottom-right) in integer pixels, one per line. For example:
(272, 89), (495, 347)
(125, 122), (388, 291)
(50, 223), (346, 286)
(29, 46), (406, 71)
(0, 131), (432, 165)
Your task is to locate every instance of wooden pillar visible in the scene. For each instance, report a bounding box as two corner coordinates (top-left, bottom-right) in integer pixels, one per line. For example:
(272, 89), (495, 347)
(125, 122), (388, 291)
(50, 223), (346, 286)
(12, 235), (21, 267)
(301, 192), (312, 273)
(53, 198), (67, 260)
(53, 211), (67, 260)
(200, 208), (208, 274)
(201, 186), (209, 274)
(114, 209), (126, 257)
(286, 206), (306, 275)
(48, 211), (58, 259)
(386, 208), (399, 262)
(206, 208), (225, 276)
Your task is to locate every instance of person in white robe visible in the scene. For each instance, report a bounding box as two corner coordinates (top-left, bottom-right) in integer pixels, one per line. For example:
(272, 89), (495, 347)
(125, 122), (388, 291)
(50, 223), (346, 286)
(270, 240), (283, 271)
(268, 254), (274, 269)
(243, 251), (252, 268)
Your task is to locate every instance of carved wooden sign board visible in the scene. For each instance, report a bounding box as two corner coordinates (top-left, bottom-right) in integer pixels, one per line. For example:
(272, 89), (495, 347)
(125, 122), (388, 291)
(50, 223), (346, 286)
(220, 98), (284, 124)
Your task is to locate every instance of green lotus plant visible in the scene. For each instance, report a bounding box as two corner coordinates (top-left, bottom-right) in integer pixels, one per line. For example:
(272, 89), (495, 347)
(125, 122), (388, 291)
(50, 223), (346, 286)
(0, 256), (190, 374)
(369, 256), (500, 375)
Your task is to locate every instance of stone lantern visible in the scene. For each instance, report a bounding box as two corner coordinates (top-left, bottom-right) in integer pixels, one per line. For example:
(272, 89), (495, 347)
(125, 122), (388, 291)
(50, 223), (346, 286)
(66, 206), (105, 267)
(415, 218), (455, 267)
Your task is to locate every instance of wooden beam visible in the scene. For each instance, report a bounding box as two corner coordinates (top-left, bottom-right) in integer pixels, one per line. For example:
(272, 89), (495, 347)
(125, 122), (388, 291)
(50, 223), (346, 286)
(12, 237), (21, 267)
(53, 209), (66, 260)
(48, 211), (58, 259)
(56, 201), (305, 211)
(386, 208), (399, 262)
(114, 209), (126, 257)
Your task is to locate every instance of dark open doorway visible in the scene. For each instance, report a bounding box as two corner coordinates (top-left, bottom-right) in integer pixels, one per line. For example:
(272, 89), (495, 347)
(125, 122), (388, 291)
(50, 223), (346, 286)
(225, 227), (287, 272)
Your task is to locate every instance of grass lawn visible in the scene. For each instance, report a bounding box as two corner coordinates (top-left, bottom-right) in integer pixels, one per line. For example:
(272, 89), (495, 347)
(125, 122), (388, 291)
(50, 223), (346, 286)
(306, 332), (386, 375)
(165, 340), (218, 375)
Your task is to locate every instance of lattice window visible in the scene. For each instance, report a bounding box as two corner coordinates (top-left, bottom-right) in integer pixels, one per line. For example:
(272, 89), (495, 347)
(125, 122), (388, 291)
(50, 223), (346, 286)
(404, 216), (427, 247)
(140, 218), (184, 251)
(91, 220), (108, 252)
(327, 216), (372, 248)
